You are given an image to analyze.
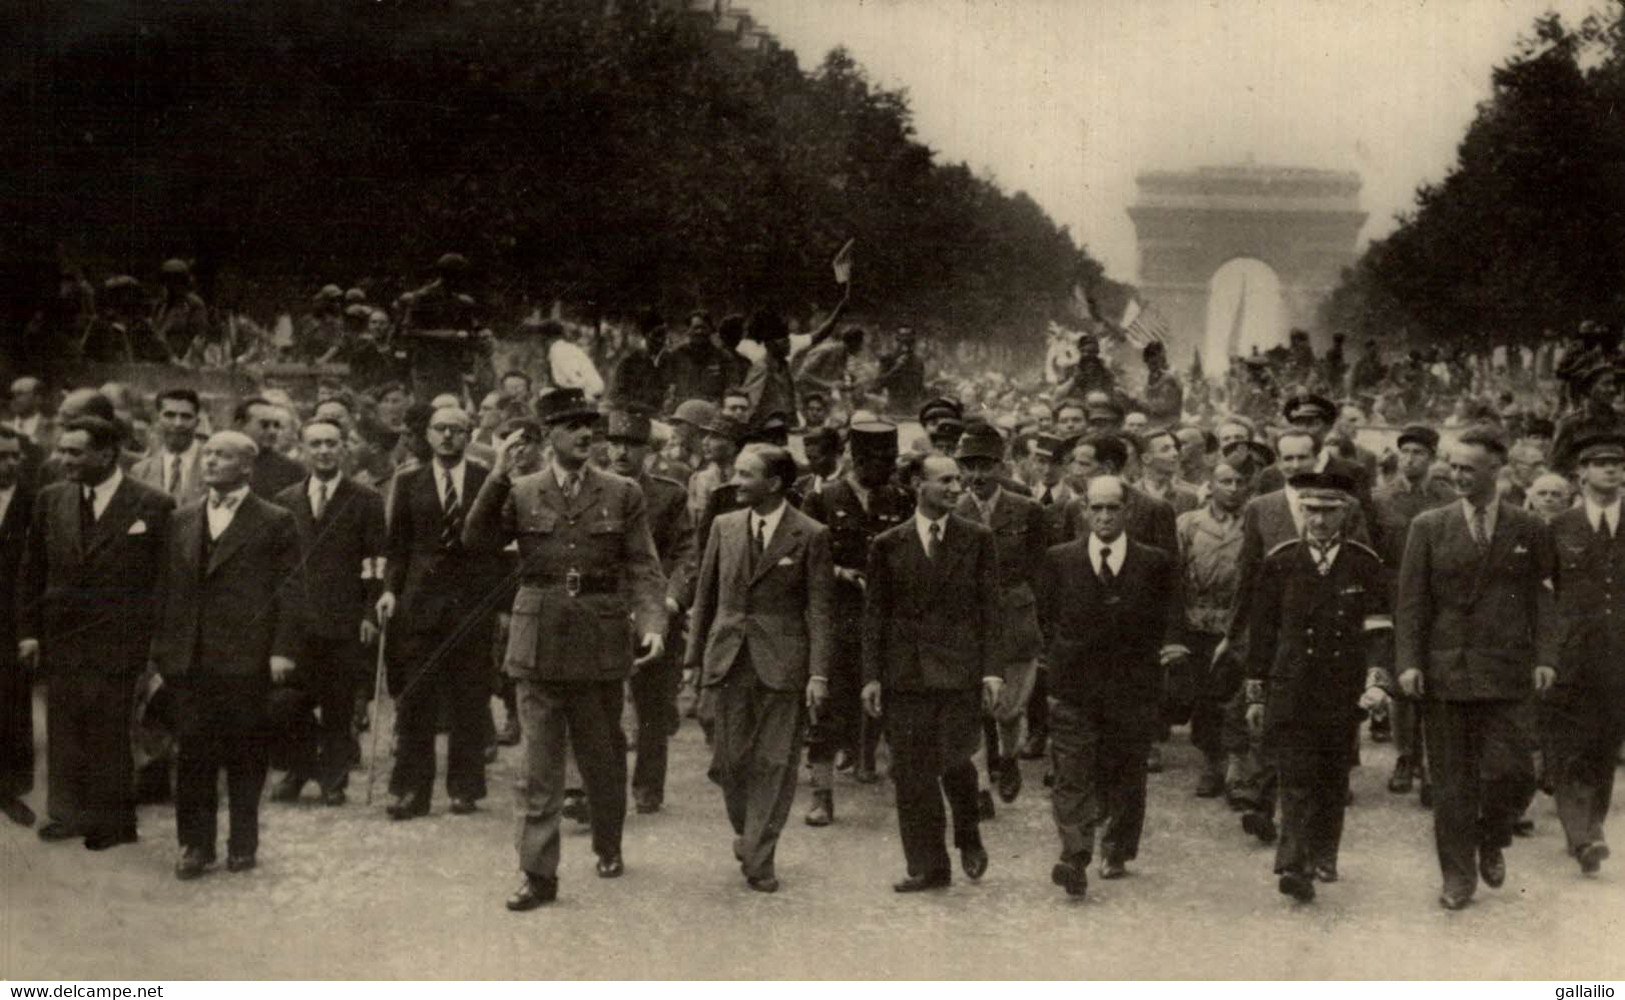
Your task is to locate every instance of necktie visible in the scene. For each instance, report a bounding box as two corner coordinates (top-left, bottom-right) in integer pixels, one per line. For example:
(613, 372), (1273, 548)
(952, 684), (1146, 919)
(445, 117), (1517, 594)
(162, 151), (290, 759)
(1098, 550), (1116, 588)
(1471, 505), (1489, 552)
(441, 474), (462, 548)
(80, 487), (94, 536)
(1041, 487), (1053, 506)
(313, 479), (330, 520)
(754, 517), (766, 560)
(168, 455), (183, 496)
(927, 521), (941, 561)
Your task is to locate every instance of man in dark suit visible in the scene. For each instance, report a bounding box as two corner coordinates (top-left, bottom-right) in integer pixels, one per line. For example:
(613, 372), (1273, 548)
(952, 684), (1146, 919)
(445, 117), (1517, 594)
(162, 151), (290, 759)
(267, 418), (387, 806)
(1372, 425), (1458, 800)
(862, 454), (1003, 892)
(1397, 425), (1558, 910)
(376, 406), (502, 821)
(605, 409), (694, 815)
(463, 388), (667, 911)
(235, 397), (306, 498)
(0, 428), (36, 826)
(1041, 475), (1180, 896)
(954, 423), (1045, 807)
(1542, 431), (1625, 876)
(18, 416), (174, 849)
(1252, 394), (1376, 535)
(150, 431), (302, 878)
(1062, 435), (1178, 554)
(800, 421), (911, 821)
(1245, 472), (1392, 903)
(686, 445), (834, 892)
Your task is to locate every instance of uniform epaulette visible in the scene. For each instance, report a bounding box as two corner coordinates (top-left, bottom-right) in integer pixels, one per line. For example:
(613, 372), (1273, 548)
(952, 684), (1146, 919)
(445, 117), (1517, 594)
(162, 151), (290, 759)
(648, 474), (685, 491)
(1265, 538), (1302, 559)
(1343, 539), (1381, 562)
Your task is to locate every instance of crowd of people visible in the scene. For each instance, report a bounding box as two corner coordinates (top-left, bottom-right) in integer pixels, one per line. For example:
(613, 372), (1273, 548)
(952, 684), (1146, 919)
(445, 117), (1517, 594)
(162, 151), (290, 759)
(4, 260), (1624, 917)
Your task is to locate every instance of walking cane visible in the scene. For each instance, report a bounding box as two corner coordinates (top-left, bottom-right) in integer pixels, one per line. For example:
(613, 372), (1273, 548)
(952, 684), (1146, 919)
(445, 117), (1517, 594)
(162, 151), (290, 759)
(365, 621), (389, 805)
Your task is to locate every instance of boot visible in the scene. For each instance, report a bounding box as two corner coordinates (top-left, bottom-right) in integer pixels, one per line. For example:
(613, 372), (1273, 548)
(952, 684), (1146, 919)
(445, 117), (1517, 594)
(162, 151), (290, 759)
(1387, 755), (1414, 794)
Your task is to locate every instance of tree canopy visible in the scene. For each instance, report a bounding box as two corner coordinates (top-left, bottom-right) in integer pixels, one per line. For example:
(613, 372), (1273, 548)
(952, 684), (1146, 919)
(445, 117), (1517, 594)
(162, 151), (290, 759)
(3, 0), (1104, 340)
(1321, 3), (1625, 346)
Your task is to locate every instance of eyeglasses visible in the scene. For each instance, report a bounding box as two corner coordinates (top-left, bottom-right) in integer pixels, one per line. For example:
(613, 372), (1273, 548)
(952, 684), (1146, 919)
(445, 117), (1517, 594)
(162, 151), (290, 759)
(429, 425), (470, 435)
(1087, 503), (1124, 513)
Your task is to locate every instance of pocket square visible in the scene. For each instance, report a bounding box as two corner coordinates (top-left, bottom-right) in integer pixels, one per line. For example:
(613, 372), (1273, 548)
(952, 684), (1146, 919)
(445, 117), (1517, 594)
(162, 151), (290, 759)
(777, 556), (795, 567)
(127, 520), (148, 535)
(1512, 544), (1529, 554)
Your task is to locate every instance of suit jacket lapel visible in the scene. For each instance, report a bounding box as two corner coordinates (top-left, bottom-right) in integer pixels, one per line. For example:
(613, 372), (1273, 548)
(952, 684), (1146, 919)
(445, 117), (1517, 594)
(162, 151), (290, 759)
(83, 480), (139, 558)
(750, 509), (803, 586)
(208, 498), (259, 576)
(57, 484), (85, 557)
(179, 504), (204, 579)
(935, 516), (971, 583)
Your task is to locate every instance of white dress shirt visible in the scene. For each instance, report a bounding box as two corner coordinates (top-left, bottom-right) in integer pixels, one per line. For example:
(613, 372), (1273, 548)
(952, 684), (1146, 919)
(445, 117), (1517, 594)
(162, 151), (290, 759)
(1579, 494), (1618, 536)
(207, 484), (251, 539)
(915, 511), (949, 554)
(750, 501), (788, 553)
(308, 473), (341, 517)
(1088, 531), (1127, 578)
(85, 467), (124, 521)
(13, 413), (40, 440)
(0, 485), (14, 527)
(160, 441), (198, 493)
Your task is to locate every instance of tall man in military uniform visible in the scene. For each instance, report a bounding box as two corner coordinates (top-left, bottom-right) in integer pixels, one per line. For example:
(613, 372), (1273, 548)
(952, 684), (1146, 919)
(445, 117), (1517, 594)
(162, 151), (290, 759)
(1244, 472), (1392, 903)
(800, 421), (912, 823)
(1543, 431), (1625, 875)
(605, 409), (694, 814)
(462, 388), (667, 911)
(954, 423), (1045, 809)
(1397, 426), (1558, 910)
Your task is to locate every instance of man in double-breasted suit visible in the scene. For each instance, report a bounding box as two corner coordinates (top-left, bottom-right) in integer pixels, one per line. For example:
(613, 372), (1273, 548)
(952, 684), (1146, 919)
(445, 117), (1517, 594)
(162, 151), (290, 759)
(268, 418), (386, 805)
(687, 444), (834, 892)
(128, 388), (207, 506)
(862, 454), (1003, 892)
(18, 416), (173, 849)
(0, 428), (36, 826)
(1543, 431), (1625, 876)
(1397, 426), (1558, 910)
(1245, 472), (1392, 903)
(376, 407), (503, 821)
(150, 431), (302, 878)
(954, 423), (1045, 807)
(1040, 475), (1180, 896)
(462, 388), (667, 912)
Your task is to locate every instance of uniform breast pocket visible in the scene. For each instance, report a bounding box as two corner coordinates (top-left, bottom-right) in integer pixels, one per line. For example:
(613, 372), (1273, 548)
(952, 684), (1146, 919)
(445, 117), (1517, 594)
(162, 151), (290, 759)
(519, 508), (559, 535)
(590, 518), (626, 548)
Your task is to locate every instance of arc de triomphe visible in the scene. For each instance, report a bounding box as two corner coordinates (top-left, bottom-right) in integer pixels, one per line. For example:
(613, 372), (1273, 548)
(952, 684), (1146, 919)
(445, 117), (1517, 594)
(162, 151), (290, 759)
(1125, 164), (1367, 364)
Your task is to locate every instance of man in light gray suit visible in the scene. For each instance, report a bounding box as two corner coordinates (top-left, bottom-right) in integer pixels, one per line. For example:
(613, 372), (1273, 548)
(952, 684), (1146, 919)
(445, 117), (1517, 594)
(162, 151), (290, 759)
(686, 443), (834, 893)
(129, 388), (207, 506)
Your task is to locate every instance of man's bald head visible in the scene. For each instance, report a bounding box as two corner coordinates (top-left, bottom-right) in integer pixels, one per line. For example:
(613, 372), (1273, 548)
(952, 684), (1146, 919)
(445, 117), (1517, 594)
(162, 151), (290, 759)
(200, 430), (258, 492)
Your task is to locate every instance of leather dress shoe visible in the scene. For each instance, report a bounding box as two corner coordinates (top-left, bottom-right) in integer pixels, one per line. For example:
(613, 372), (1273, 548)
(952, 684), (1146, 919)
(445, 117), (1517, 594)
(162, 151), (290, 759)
(833, 749), (854, 773)
(1195, 766), (1225, 799)
(634, 795), (663, 815)
(321, 788), (348, 807)
(175, 847), (215, 881)
(1314, 864), (1339, 883)
(449, 797), (478, 815)
(1479, 846), (1506, 888)
(506, 874), (558, 911)
(386, 794), (429, 820)
(1438, 890), (1471, 911)
(996, 758), (1022, 803)
(1, 797), (36, 828)
(561, 791), (591, 825)
(1099, 858), (1127, 879)
(1242, 811), (1278, 845)
(1387, 758), (1414, 794)
(483, 743), (499, 764)
(1051, 859), (1087, 897)
(226, 852), (257, 873)
(84, 827), (139, 851)
(1578, 842), (1610, 875)
(1278, 872), (1316, 902)
(977, 789), (996, 821)
(37, 820), (82, 843)
(270, 774), (306, 803)
(961, 845), (989, 881)
(893, 871), (952, 893)
(747, 874), (779, 893)
(596, 854), (624, 878)
(1145, 745), (1165, 774)
(804, 790), (833, 827)
(496, 718), (522, 747)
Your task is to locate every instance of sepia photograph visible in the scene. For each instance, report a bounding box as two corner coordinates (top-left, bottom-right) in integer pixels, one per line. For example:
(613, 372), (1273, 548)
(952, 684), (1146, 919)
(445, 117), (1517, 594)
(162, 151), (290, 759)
(3, 0), (1625, 984)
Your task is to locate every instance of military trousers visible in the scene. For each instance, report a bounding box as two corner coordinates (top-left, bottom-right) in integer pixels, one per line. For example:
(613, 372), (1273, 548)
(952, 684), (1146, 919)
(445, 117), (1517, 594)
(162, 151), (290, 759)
(1271, 729), (1356, 877)
(629, 635), (680, 807)
(1543, 686), (1625, 856)
(514, 678), (627, 879)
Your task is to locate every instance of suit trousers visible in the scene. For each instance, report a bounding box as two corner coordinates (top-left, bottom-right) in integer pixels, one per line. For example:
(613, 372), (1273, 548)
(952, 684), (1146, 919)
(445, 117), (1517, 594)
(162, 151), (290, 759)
(173, 676), (269, 856)
(1272, 731), (1355, 876)
(0, 658), (32, 800)
(514, 679), (626, 878)
(46, 670), (136, 834)
(708, 651), (805, 880)
(1049, 694), (1152, 865)
(1543, 687), (1625, 855)
(630, 638), (680, 804)
(388, 627), (489, 803)
(267, 637), (362, 792)
(888, 690), (983, 878)
(1424, 698), (1536, 896)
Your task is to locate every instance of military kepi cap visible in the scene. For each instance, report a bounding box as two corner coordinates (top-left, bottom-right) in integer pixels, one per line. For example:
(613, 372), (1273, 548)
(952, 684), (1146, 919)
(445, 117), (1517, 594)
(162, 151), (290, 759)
(1396, 424), (1441, 454)
(1288, 470), (1356, 507)
(536, 387), (597, 425)
(606, 410), (652, 444)
(1283, 393), (1337, 424)
(849, 420), (899, 457)
(918, 396), (964, 425)
(1574, 431), (1625, 465)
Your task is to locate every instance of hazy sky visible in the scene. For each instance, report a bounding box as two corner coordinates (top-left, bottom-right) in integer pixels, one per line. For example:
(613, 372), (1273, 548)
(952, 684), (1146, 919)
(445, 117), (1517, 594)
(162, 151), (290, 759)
(749, 0), (1603, 284)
